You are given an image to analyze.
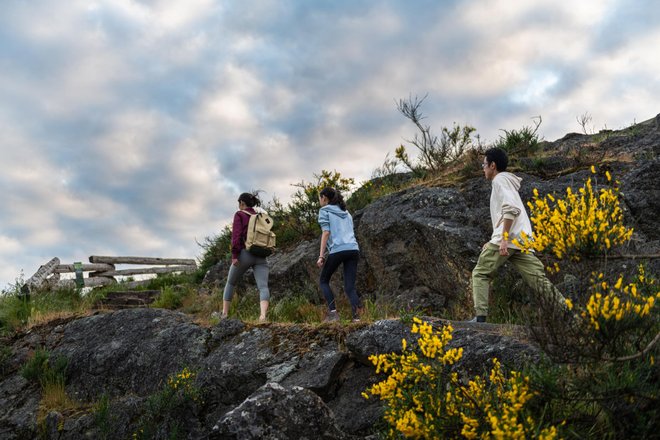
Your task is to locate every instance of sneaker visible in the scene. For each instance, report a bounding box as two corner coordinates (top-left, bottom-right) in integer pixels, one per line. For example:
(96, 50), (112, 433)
(352, 317), (361, 323)
(466, 316), (486, 323)
(211, 311), (228, 320)
(324, 310), (340, 322)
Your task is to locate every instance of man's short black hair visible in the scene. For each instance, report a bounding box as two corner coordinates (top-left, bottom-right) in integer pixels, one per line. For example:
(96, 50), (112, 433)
(484, 147), (508, 172)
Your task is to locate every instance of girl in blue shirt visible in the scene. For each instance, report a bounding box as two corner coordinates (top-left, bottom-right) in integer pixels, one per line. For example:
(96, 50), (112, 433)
(316, 187), (362, 322)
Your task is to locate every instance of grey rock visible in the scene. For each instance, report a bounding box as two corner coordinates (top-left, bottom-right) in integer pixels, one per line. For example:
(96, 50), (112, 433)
(202, 259), (230, 287)
(210, 382), (352, 440)
(355, 185), (486, 314)
(281, 348), (347, 398)
(622, 159), (660, 242)
(0, 374), (38, 440)
(209, 318), (246, 345)
(327, 362), (384, 435)
(53, 308), (208, 401)
(345, 319), (414, 365)
(267, 239), (327, 301)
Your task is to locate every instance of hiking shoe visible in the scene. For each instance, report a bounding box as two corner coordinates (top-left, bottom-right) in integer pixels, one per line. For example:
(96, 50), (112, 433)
(352, 317), (361, 323)
(466, 316), (487, 323)
(324, 310), (340, 322)
(211, 311), (228, 320)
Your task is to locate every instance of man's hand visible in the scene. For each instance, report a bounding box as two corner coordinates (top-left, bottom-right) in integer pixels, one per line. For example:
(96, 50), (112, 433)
(231, 258), (239, 266)
(499, 240), (509, 256)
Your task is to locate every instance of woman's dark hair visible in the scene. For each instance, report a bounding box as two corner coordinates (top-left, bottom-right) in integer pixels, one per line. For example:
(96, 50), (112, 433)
(484, 147), (509, 172)
(319, 187), (346, 211)
(238, 191), (261, 208)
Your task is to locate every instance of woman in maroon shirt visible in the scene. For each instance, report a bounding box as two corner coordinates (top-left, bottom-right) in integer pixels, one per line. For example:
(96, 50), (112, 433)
(221, 192), (270, 321)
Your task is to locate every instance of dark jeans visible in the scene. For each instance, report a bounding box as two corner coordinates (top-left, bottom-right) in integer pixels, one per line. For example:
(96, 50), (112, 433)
(319, 250), (362, 316)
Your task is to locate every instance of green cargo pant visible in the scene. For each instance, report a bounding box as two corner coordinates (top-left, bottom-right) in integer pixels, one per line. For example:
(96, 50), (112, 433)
(472, 243), (566, 316)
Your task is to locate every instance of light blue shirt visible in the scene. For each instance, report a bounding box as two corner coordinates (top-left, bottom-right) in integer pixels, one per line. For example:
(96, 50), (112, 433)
(318, 204), (359, 254)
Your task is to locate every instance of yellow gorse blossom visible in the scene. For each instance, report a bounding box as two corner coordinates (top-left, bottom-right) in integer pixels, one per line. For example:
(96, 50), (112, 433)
(512, 169), (633, 270)
(579, 266), (659, 331)
(363, 318), (563, 439)
(165, 367), (201, 403)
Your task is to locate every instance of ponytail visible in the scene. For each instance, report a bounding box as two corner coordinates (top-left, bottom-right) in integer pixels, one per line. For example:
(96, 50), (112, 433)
(319, 187), (346, 211)
(238, 191), (262, 208)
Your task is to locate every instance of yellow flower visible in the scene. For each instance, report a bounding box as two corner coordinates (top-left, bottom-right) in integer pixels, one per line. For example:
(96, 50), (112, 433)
(590, 165), (596, 173)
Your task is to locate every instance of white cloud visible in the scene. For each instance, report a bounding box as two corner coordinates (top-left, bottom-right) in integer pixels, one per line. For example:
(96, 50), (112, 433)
(93, 110), (161, 175)
(0, 0), (658, 287)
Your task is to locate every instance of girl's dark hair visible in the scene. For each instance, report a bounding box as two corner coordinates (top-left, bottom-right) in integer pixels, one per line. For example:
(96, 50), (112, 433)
(238, 191), (261, 208)
(484, 147), (509, 172)
(319, 187), (346, 211)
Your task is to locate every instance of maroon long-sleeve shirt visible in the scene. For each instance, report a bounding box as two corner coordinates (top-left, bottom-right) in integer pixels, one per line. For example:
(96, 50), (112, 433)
(231, 208), (256, 259)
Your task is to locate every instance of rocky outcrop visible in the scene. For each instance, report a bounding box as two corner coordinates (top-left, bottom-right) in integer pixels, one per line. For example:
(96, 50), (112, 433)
(0, 309), (539, 439)
(210, 383), (353, 440)
(203, 113), (660, 315)
(5, 115), (656, 439)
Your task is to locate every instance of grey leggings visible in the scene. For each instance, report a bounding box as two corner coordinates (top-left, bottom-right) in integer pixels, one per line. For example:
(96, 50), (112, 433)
(223, 249), (270, 301)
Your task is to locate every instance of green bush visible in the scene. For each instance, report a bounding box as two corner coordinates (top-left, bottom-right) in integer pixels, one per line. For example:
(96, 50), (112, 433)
(1, 284), (86, 335)
(93, 394), (115, 440)
(346, 173), (412, 213)
(20, 348), (68, 387)
(142, 272), (197, 291)
(493, 116), (542, 157)
(395, 94), (479, 176)
(269, 169), (355, 247)
(196, 225), (232, 275)
(270, 293), (323, 324)
(152, 286), (185, 310)
(0, 294), (31, 335)
(133, 367), (201, 440)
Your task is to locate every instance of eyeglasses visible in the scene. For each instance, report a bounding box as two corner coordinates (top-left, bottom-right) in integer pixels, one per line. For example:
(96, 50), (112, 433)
(481, 162), (488, 168)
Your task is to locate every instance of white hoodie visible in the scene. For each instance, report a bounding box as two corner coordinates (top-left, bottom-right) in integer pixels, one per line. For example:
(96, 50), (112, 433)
(489, 172), (533, 249)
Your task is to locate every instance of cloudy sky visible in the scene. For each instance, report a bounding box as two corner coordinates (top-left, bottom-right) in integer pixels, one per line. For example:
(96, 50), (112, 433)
(1, 0), (658, 289)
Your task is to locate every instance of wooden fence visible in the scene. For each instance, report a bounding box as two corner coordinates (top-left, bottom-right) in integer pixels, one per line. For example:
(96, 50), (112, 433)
(22, 256), (197, 293)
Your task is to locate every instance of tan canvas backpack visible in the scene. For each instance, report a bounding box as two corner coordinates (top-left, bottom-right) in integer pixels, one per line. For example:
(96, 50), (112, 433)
(241, 210), (276, 257)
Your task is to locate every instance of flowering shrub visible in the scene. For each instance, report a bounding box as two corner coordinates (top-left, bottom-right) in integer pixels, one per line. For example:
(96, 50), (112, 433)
(166, 367), (200, 402)
(561, 264), (659, 364)
(133, 367), (201, 439)
(578, 266), (658, 332)
(512, 167), (633, 267)
(363, 317), (561, 439)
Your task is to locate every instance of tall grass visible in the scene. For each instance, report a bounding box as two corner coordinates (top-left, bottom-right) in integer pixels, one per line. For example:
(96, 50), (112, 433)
(21, 348), (79, 423)
(0, 284), (93, 335)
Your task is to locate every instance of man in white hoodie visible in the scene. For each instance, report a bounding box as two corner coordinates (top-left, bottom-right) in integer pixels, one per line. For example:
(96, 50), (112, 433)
(469, 147), (566, 323)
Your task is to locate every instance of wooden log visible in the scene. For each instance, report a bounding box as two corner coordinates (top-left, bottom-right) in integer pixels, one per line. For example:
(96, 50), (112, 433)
(55, 263), (115, 273)
(90, 265), (196, 277)
(45, 273), (61, 288)
(89, 256), (196, 266)
(22, 257), (60, 293)
(56, 277), (116, 289)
